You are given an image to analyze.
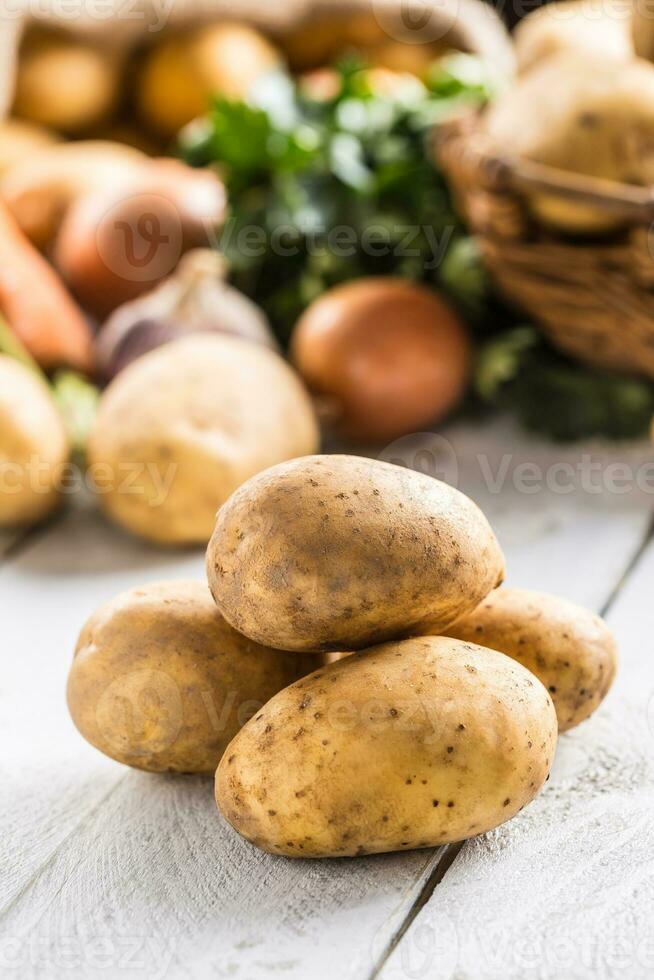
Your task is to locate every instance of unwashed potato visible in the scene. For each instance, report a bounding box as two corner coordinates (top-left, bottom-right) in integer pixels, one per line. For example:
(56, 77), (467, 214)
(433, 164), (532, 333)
(483, 52), (654, 233)
(207, 455), (505, 652)
(0, 356), (69, 527)
(445, 587), (618, 732)
(514, 0), (634, 75)
(138, 23), (281, 138)
(88, 335), (319, 545)
(216, 636), (557, 857)
(67, 581), (318, 774)
(14, 31), (121, 134)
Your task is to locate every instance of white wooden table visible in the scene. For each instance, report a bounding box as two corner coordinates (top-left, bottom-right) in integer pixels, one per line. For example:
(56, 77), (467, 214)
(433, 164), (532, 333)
(3, 419), (654, 980)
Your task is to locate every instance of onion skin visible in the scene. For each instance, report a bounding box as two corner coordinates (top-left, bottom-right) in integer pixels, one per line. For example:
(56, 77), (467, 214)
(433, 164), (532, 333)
(290, 278), (472, 443)
(53, 161), (226, 317)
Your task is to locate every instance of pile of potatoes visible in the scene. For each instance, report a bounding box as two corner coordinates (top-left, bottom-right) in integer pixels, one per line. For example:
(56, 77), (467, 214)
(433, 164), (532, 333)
(67, 453), (617, 859)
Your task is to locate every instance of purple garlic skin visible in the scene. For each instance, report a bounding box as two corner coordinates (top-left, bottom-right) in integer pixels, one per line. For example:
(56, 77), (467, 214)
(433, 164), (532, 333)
(95, 249), (277, 382)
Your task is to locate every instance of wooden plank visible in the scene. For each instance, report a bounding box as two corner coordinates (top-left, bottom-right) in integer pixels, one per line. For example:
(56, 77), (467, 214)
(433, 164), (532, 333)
(0, 504), (206, 915)
(378, 512), (654, 979)
(2, 422), (653, 979)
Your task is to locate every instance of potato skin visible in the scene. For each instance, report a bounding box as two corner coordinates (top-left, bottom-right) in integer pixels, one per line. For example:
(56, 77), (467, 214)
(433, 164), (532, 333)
(0, 355), (69, 527)
(87, 335), (319, 545)
(67, 581), (318, 774)
(445, 587), (617, 732)
(216, 637), (557, 857)
(207, 455), (505, 653)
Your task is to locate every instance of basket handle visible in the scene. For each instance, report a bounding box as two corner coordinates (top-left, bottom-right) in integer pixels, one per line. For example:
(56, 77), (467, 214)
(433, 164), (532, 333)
(489, 155), (654, 223)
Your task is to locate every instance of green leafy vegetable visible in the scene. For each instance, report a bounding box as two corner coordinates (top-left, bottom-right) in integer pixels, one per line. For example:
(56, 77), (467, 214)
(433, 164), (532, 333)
(475, 328), (654, 441)
(52, 371), (100, 458)
(181, 60), (492, 343)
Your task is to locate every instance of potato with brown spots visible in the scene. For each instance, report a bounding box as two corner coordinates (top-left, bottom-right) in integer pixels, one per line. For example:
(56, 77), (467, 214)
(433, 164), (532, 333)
(445, 587), (617, 732)
(206, 455), (505, 653)
(67, 581), (317, 774)
(215, 636), (557, 857)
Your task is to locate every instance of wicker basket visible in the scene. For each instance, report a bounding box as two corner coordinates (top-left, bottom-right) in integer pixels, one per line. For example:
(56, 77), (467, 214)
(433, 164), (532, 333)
(436, 112), (654, 380)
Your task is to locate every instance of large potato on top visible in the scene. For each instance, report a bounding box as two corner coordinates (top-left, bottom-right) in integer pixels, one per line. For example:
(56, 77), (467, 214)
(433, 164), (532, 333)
(0, 355), (69, 527)
(207, 455), (505, 652)
(446, 587), (617, 732)
(88, 335), (318, 545)
(216, 636), (557, 857)
(67, 581), (317, 774)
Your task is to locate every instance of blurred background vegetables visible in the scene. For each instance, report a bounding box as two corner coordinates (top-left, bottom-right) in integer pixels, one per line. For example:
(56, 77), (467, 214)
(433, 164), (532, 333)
(95, 249), (277, 381)
(180, 55), (493, 344)
(0, 0), (651, 481)
(53, 159), (227, 316)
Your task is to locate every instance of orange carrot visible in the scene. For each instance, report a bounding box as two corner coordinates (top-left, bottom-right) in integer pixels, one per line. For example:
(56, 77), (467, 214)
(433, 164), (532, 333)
(0, 199), (92, 372)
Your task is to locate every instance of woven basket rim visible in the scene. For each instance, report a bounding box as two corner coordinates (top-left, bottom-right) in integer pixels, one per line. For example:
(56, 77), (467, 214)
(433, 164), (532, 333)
(437, 110), (654, 224)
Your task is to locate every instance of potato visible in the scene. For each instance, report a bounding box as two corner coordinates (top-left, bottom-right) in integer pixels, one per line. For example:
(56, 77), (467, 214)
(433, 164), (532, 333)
(14, 32), (121, 134)
(0, 356), (69, 527)
(216, 636), (557, 857)
(445, 587), (617, 732)
(207, 455), (505, 652)
(483, 52), (654, 233)
(138, 24), (281, 138)
(88, 335), (319, 545)
(280, 12), (387, 71)
(514, 0), (634, 75)
(68, 581), (318, 774)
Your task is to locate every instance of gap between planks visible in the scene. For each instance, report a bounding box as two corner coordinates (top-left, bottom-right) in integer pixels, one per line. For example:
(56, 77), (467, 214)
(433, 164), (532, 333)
(599, 511), (654, 619)
(367, 842), (464, 980)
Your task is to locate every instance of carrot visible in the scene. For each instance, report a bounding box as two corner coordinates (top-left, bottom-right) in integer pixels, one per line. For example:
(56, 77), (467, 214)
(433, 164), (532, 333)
(0, 198), (92, 372)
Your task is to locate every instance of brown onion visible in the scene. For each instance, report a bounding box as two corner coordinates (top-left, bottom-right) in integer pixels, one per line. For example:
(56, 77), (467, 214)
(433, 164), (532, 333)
(290, 277), (471, 443)
(53, 159), (226, 317)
